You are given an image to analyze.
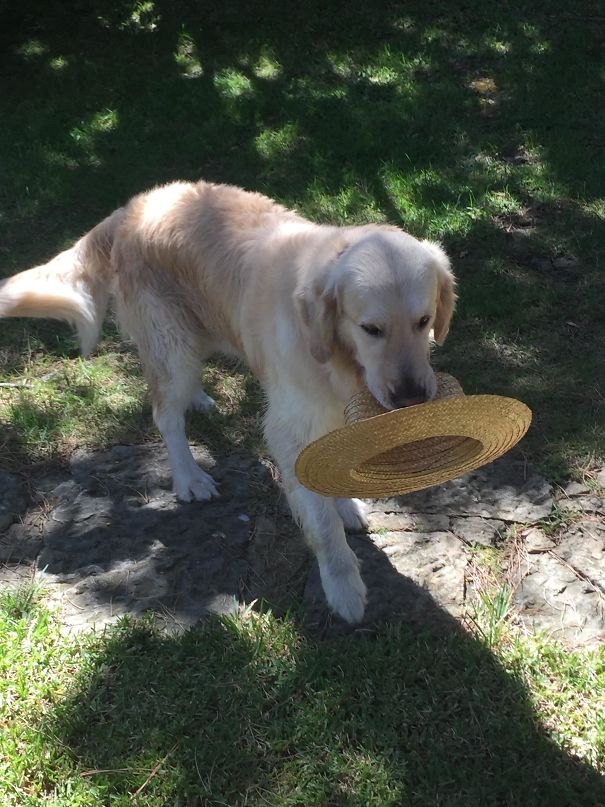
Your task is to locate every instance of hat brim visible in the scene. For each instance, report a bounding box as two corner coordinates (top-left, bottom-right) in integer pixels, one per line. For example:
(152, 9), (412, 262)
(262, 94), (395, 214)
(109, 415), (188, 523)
(295, 394), (532, 498)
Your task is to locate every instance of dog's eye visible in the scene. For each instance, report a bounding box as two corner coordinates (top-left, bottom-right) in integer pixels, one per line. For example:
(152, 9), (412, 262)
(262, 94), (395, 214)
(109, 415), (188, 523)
(418, 315), (431, 329)
(361, 323), (384, 338)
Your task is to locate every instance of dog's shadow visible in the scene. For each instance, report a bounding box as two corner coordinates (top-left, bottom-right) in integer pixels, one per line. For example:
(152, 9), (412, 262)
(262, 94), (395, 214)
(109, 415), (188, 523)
(27, 441), (461, 637)
(28, 443), (298, 629)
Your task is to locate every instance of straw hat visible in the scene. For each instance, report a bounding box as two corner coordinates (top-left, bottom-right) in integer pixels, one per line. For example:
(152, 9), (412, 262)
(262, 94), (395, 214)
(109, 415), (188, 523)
(295, 373), (532, 498)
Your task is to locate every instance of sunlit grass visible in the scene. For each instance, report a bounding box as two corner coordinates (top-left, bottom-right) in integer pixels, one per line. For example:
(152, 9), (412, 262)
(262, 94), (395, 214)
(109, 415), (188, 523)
(255, 122), (301, 160)
(174, 31), (203, 79)
(0, 351), (148, 463)
(213, 67), (254, 99)
(502, 636), (605, 771)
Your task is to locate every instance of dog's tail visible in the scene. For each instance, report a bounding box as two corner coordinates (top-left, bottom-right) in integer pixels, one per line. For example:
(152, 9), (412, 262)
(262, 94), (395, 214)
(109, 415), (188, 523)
(0, 207), (125, 355)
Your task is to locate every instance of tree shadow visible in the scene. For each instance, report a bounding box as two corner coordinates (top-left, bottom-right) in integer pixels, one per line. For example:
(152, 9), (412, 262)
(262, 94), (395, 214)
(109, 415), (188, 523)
(43, 577), (605, 804)
(2, 0), (604, 475)
(7, 442), (304, 630)
(3, 6), (604, 798)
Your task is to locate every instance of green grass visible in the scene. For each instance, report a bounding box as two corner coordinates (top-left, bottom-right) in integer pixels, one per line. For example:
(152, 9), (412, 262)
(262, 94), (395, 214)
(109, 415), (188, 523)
(1, 590), (603, 807)
(1, 3), (605, 804)
(1, 0), (604, 478)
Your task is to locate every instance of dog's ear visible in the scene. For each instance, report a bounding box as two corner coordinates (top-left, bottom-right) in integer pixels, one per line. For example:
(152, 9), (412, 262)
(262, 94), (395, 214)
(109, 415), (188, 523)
(295, 276), (338, 364)
(424, 241), (457, 345)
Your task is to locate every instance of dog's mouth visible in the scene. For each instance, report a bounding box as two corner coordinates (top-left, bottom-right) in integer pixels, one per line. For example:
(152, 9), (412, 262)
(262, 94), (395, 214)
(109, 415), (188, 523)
(363, 379), (396, 411)
(365, 371), (437, 411)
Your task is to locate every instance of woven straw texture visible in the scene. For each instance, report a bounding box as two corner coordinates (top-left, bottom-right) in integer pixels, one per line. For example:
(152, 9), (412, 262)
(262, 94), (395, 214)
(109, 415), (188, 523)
(295, 373), (532, 498)
(344, 373), (464, 424)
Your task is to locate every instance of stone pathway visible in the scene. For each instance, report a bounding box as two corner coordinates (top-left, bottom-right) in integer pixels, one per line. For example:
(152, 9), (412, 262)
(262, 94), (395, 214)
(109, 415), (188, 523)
(1, 444), (603, 645)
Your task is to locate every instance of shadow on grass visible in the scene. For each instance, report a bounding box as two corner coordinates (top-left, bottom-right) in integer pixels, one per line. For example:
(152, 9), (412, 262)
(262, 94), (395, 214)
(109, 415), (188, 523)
(15, 434), (602, 802)
(1, 0), (604, 475)
(45, 594), (605, 805)
(3, 6), (603, 799)
(0, 348), (265, 473)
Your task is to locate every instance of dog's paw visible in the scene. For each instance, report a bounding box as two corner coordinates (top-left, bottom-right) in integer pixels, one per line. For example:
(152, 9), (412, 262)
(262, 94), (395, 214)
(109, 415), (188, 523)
(320, 559), (367, 624)
(189, 388), (216, 414)
(335, 498), (370, 532)
(173, 466), (219, 502)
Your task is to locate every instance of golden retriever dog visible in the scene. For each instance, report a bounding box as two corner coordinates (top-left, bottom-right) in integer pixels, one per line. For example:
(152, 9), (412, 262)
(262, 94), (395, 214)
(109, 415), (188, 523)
(0, 180), (456, 623)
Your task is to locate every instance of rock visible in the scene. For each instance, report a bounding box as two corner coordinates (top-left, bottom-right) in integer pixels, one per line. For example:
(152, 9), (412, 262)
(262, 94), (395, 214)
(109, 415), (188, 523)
(0, 471), (26, 532)
(375, 531), (467, 615)
(514, 553), (604, 647)
(0, 562), (33, 589)
(555, 521), (605, 590)
(559, 495), (604, 516)
(304, 527), (467, 633)
(303, 532), (463, 637)
(374, 457), (553, 523)
(596, 468), (605, 489)
(451, 516), (506, 546)
(367, 511), (417, 531)
(552, 255), (579, 270)
(34, 447), (274, 631)
(0, 523), (43, 563)
(246, 515), (308, 611)
(3, 442), (603, 647)
(367, 510), (449, 532)
(70, 443), (215, 498)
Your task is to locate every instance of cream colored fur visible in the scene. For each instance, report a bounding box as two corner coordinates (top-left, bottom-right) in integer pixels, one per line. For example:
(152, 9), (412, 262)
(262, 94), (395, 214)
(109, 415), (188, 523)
(0, 180), (456, 623)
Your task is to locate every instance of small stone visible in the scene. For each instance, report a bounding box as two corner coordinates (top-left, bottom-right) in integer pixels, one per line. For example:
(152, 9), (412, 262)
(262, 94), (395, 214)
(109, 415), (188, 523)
(524, 527), (555, 553)
(596, 468), (605, 489)
(238, 514), (250, 522)
(141, 497), (180, 512)
(563, 480), (590, 497)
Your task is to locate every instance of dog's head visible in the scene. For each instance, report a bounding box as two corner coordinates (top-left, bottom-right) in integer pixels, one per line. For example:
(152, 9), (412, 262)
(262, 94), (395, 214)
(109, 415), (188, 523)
(296, 229), (456, 409)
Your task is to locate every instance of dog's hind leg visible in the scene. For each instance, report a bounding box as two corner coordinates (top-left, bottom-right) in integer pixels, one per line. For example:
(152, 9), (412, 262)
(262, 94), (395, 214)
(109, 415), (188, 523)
(155, 391), (219, 502)
(189, 387), (216, 413)
(116, 289), (219, 502)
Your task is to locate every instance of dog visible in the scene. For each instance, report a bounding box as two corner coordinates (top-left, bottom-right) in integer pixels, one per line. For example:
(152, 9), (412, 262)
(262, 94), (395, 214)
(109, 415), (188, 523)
(0, 180), (456, 623)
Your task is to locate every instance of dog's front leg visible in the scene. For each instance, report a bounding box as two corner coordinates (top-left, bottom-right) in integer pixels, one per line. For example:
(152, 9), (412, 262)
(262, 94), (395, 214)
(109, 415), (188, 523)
(265, 412), (367, 623)
(290, 484), (367, 623)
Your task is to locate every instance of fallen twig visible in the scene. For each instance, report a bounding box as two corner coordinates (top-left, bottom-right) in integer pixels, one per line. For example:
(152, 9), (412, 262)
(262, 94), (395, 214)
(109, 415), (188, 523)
(131, 744), (177, 801)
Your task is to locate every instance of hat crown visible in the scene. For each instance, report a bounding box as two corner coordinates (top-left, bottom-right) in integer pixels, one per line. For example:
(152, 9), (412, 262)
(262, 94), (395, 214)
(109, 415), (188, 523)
(344, 373), (464, 425)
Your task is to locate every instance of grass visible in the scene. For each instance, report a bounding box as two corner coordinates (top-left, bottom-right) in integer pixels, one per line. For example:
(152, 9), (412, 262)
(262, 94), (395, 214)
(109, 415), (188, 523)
(0, 0), (604, 478)
(1, 2), (605, 804)
(0, 589), (603, 807)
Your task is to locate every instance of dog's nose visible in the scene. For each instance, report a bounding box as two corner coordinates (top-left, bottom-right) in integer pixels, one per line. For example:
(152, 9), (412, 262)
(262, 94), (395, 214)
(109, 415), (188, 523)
(390, 376), (429, 409)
